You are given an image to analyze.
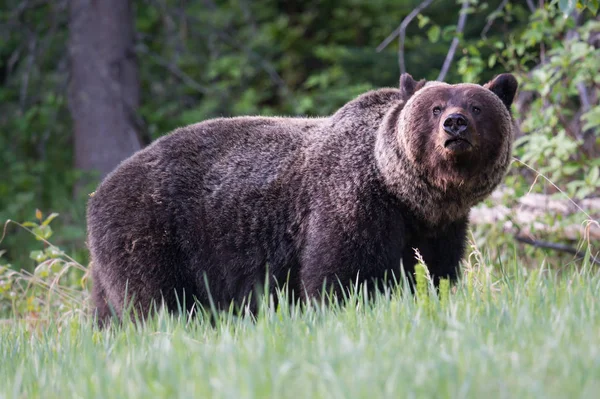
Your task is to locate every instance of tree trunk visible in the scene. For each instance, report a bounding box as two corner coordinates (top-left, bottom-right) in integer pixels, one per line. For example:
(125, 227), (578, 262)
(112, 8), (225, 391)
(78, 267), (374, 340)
(68, 0), (141, 180)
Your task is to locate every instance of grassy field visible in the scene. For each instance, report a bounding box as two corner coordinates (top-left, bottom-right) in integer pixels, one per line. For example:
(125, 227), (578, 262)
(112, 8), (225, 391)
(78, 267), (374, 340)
(1, 251), (600, 399)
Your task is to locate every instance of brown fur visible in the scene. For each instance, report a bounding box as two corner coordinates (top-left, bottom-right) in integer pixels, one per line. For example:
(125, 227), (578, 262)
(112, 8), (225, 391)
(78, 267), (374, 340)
(87, 73), (518, 324)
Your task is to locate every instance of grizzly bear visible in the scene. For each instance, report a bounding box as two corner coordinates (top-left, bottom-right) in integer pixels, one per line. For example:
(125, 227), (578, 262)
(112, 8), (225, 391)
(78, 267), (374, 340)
(87, 73), (518, 324)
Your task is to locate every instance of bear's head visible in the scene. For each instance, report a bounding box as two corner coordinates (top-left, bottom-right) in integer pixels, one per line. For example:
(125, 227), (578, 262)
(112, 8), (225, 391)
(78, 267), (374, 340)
(397, 73), (518, 192)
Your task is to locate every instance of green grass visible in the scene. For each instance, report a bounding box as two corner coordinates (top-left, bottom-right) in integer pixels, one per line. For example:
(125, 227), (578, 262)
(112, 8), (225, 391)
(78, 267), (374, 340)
(1, 255), (600, 399)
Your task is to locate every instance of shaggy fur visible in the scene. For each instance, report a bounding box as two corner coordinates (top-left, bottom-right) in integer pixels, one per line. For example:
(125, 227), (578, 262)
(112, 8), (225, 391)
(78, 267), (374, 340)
(87, 73), (518, 324)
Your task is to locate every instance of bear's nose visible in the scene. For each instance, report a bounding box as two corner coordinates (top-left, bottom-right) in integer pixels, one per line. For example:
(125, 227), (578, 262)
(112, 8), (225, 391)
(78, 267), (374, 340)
(443, 113), (468, 136)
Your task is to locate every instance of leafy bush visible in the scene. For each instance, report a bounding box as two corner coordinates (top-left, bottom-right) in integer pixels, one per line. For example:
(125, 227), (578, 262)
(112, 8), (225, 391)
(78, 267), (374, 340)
(458, 2), (600, 199)
(0, 211), (88, 318)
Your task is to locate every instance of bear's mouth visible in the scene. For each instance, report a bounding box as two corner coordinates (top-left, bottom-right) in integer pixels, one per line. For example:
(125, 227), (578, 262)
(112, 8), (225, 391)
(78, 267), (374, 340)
(444, 138), (472, 152)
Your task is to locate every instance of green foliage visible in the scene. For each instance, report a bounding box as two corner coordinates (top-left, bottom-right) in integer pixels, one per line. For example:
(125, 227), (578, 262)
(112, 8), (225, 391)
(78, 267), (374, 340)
(513, 15), (600, 199)
(412, 256), (452, 318)
(414, 261), (430, 308)
(560, 0), (599, 15)
(0, 212), (88, 318)
(438, 278), (450, 310)
(457, 1), (600, 200)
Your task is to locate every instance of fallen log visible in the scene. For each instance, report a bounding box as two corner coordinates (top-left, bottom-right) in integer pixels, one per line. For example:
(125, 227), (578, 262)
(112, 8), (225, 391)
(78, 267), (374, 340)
(470, 191), (600, 241)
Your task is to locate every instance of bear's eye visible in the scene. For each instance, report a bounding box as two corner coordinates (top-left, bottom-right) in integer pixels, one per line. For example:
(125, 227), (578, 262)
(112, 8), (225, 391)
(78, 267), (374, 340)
(472, 106), (481, 115)
(432, 106), (442, 116)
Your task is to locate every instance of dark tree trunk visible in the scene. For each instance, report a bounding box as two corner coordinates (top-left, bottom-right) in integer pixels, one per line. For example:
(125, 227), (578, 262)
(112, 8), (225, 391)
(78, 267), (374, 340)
(68, 0), (142, 180)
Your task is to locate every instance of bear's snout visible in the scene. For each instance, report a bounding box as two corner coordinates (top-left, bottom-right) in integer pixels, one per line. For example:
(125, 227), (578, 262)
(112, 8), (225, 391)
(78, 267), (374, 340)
(440, 111), (475, 154)
(443, 113), (468, 137)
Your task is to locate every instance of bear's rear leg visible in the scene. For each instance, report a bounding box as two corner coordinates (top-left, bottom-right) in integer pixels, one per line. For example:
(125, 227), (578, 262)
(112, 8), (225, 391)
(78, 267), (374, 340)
(92, 263), (199, 326)
(91, 268), (115, 327)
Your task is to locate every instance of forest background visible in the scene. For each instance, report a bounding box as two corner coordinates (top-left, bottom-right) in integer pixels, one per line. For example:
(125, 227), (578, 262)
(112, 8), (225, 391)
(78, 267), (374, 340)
(0, 0), (599, 315)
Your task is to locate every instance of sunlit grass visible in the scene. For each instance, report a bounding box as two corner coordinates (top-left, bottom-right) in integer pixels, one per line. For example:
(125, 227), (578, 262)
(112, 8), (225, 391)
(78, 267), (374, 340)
(1, 250), (600, 399)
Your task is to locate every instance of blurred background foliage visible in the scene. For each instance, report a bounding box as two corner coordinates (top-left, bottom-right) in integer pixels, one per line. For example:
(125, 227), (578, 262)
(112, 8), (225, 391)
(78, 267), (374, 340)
(0, 0), (598, 282)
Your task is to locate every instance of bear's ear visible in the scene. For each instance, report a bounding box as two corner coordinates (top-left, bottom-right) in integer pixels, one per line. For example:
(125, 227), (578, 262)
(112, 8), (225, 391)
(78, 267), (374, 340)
(483, 73), (518, 111)
(400, 73), (426, 100)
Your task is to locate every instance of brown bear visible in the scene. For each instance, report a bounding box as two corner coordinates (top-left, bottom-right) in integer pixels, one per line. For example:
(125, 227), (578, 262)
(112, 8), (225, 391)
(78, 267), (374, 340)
(87, 73), (518, 324)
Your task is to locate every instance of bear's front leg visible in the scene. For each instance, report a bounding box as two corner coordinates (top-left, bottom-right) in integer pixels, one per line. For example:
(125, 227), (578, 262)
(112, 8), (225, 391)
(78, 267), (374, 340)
(298, 231), (360, 302)
(299, 212), (405, 301)
(402, 218), (469, 287)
